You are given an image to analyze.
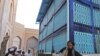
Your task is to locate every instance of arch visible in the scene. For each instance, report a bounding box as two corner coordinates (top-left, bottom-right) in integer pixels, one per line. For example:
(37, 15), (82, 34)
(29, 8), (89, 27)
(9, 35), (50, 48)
(26, 36), (38, 52)
(12, 36), (22, 49)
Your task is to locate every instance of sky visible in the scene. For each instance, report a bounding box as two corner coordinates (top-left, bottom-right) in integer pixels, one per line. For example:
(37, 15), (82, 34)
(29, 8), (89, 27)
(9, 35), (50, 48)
(16, 0), (42, 29)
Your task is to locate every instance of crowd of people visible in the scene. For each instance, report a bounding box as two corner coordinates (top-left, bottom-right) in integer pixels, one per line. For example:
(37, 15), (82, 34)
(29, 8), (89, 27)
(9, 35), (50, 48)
(5, 41), (82, 56)
(5, 47), (32, 56)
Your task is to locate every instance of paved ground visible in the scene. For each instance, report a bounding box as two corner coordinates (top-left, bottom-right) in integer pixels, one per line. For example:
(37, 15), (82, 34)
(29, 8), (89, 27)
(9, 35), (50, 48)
(83, 54), (100, 56)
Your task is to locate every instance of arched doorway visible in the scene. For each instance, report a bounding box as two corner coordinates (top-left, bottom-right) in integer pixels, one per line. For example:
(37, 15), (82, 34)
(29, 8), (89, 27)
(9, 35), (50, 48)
(12, 36), (21, 49)
(26, 36), (38, 52)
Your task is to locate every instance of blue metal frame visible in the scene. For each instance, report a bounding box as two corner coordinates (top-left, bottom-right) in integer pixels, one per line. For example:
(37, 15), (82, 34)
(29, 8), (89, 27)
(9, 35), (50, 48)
(72, 0), (99, 53)
(39, 0), (66, 34)
(92, 2), (100, 9)
(90, 0), (97, 53)
(36, 0), (100, 22)
(75, 0), (99, 53)
(38, 0), (100, 53)
(76, 0), (100, 9)
(69, 0), (74, 41)
(39, 24), (66, 44)
(45, 42), (47, 52)
(74, 23), (94, 34)
(37, 0), (53, 22)
(51, 38), (55, 53)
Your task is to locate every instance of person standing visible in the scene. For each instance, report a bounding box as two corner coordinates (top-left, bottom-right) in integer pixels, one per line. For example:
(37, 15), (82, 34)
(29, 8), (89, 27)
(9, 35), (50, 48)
(21, 51), (25, 56)
(5, 47), (17, 56)
(63, 41), (82, 56)
(17, 50), (22, 56)
(26, 50), (32, 56)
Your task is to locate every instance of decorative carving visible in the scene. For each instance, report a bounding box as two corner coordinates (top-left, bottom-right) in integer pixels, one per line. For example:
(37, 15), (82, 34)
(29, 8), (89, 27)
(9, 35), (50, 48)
(0, 33), (10, 56)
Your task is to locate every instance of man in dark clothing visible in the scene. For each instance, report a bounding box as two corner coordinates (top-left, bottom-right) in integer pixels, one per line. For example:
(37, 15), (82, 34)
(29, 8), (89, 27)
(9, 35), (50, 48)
(63, 41), (82, 56)
(5, 47), (17, 56)
(22, 51), (25, 56)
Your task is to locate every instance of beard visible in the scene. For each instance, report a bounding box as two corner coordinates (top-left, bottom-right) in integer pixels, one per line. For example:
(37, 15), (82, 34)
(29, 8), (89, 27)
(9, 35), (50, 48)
(67, 48), (73, 52)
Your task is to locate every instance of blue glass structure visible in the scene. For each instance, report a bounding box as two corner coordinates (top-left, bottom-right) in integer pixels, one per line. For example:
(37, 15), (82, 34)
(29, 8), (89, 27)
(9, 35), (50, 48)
(36, 0), (100, 54)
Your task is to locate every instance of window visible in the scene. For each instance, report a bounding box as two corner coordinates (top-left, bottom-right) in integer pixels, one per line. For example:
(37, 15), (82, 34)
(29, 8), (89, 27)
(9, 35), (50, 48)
(93, 9), (100, 28)
(73, 2), (91, 25)
(54, 4), (67, 31)
(74, 31), (95, 54)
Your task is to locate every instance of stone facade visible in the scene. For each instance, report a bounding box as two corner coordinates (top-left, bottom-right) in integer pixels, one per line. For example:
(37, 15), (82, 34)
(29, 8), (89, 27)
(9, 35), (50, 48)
(0, 0), (18, 55)
(0, 0), (39, 55)
(6, 22), (39, 55)
(0, 0), (18, 49)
